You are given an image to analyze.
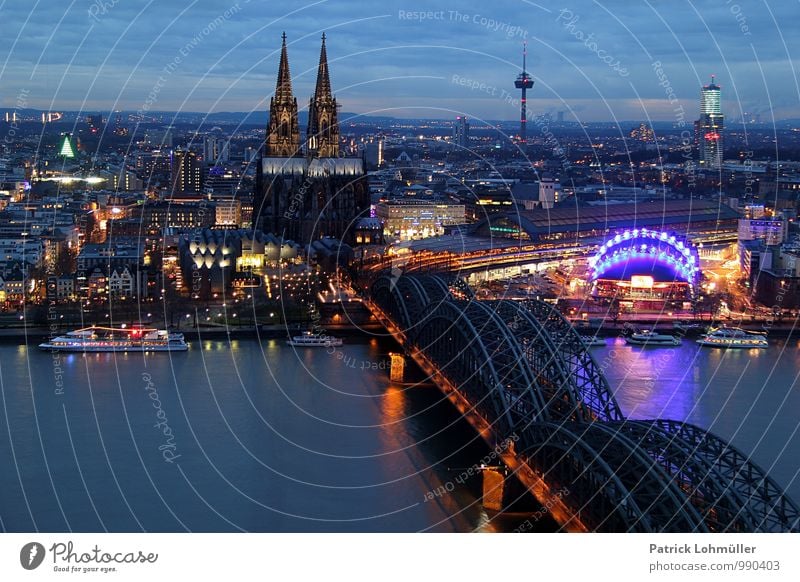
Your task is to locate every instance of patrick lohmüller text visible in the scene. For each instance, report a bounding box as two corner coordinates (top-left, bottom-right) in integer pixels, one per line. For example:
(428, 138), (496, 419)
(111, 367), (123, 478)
(651, 543), (756, 554)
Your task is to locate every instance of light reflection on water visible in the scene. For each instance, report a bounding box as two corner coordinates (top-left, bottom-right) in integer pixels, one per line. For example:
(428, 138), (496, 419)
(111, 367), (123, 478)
(2, 335), (796, 531)
(0, 338), (552, 532)
(589, 338), (800, 501)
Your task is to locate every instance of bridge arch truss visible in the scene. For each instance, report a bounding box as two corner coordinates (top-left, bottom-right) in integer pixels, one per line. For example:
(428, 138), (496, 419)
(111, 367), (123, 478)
(366, 273), (799, 532)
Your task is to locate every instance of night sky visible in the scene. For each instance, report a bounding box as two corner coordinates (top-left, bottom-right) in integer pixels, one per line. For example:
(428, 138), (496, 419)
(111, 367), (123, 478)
(1, 0), (798, 122)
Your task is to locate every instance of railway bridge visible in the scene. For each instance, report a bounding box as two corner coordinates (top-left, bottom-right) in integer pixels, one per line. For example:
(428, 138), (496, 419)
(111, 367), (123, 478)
(365, 272), (800, 532)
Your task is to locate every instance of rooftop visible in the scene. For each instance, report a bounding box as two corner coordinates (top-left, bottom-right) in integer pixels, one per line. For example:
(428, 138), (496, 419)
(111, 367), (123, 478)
(482, 199), (740, 236)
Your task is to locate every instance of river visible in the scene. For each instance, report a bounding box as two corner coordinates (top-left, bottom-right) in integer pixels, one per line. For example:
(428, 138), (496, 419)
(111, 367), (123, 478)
(0, 334), (797, 532)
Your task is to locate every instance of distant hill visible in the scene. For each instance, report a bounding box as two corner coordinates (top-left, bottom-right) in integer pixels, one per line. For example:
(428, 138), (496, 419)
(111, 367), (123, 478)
(1, 108), (796, 129)
(0, 108), (397, 127)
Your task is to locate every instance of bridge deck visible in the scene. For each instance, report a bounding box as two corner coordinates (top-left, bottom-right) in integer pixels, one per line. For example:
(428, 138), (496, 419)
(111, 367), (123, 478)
(367, 299), (588, 532)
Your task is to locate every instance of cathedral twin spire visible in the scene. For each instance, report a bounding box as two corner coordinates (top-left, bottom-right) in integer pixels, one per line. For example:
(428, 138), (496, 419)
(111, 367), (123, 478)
(265, 33), (339, 158)
(265, 33), (300, 157)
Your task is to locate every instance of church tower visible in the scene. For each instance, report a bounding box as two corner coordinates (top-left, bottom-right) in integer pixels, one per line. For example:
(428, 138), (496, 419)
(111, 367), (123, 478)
(306, 33), (340, 158)
(265, 33), (300, 157)
(256, 33), (368, 243)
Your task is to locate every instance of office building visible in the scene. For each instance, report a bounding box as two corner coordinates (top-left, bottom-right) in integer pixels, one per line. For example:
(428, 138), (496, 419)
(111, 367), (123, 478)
(171, 149), (203, 194)
(204, 136), (230, 165)
(696, 76), (724, 170)
(453, 116), (469, 150)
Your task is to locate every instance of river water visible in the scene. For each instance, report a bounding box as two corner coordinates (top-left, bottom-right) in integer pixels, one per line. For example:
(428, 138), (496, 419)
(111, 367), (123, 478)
(0, 334), (797, 532)
(593, 337), (800, 503)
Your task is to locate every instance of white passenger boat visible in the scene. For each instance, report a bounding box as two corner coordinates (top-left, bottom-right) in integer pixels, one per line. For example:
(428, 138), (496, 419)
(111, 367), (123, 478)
(286, 331), (343, 348)
(39, 326), (188, 352)
(696, 327), (768, 348)
(625, 329), (682, 346)
(580, 335), (607, 347)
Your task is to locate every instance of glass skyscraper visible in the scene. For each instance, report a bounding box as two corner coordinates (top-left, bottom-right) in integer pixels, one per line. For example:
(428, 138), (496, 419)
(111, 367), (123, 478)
(696, 76), (724, 169)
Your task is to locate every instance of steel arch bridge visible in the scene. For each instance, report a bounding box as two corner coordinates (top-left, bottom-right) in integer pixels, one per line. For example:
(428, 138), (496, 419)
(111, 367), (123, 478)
(366, 273), (800, 532)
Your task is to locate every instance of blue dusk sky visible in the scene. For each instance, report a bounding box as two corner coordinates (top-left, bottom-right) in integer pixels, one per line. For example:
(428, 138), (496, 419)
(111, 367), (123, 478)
(0, 0), (797, 122)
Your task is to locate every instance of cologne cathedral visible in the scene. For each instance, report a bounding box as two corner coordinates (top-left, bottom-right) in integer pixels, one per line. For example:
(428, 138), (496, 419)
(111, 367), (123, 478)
(255, 33), (369, 244)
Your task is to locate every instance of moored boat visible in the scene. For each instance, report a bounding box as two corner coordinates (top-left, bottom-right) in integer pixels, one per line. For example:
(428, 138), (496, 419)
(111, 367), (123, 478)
(626, 329), (682, 346)
(696, 327), (768, 348)
(286, 331), (343, 348)
(39, 326), (188, 352)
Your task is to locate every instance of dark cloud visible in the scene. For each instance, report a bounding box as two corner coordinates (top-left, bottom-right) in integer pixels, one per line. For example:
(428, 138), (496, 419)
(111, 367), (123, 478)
(0, 0), (797, 120)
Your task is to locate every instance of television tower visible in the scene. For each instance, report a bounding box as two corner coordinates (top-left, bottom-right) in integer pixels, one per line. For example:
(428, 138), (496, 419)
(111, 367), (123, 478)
(514, 41), (534, 144)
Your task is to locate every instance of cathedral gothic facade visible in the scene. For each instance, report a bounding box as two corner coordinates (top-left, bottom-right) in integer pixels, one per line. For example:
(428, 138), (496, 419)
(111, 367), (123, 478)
(255, 33), (368, 244)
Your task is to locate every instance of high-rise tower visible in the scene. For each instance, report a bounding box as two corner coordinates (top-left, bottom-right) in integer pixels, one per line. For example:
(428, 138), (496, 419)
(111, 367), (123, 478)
(695, 75), (724, 170)
(453, 116), (470, 150)
(171, 149), (203, 193)
(514, 41), (534, 144)
(306, 33), (340, 158)
(265, 33), (300, 157)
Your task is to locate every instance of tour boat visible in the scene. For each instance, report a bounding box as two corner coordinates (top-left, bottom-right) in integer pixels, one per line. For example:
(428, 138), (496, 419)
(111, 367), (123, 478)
(696, 327), (768, 349)
(39, 326), (188, 352)
(286, 331), (343, 348)
(580, 335), (607, 347)
(625, 329), (682, 346)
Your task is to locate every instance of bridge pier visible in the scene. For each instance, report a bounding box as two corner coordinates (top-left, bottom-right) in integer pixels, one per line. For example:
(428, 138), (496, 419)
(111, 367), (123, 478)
(389, 352), (406, 383)
(482, 466), (527, 512)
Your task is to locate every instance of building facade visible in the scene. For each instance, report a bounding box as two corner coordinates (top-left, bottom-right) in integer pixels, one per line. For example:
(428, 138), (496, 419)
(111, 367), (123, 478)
(255, 33), (369, 244)
(738, 218), (787, 246)
(696, 76), (724, 170)
(376, 200), (466, 241)
(171, 149), (203, 193)
(453, 116), (469, 150)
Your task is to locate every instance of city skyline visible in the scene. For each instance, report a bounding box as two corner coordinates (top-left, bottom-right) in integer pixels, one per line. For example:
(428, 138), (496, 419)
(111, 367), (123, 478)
(3, 0), (800, 567)
(1, 0), (798, 123)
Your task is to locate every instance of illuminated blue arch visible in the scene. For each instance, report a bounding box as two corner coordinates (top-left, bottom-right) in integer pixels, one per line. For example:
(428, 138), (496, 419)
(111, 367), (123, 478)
(589, 229), (700, 286)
